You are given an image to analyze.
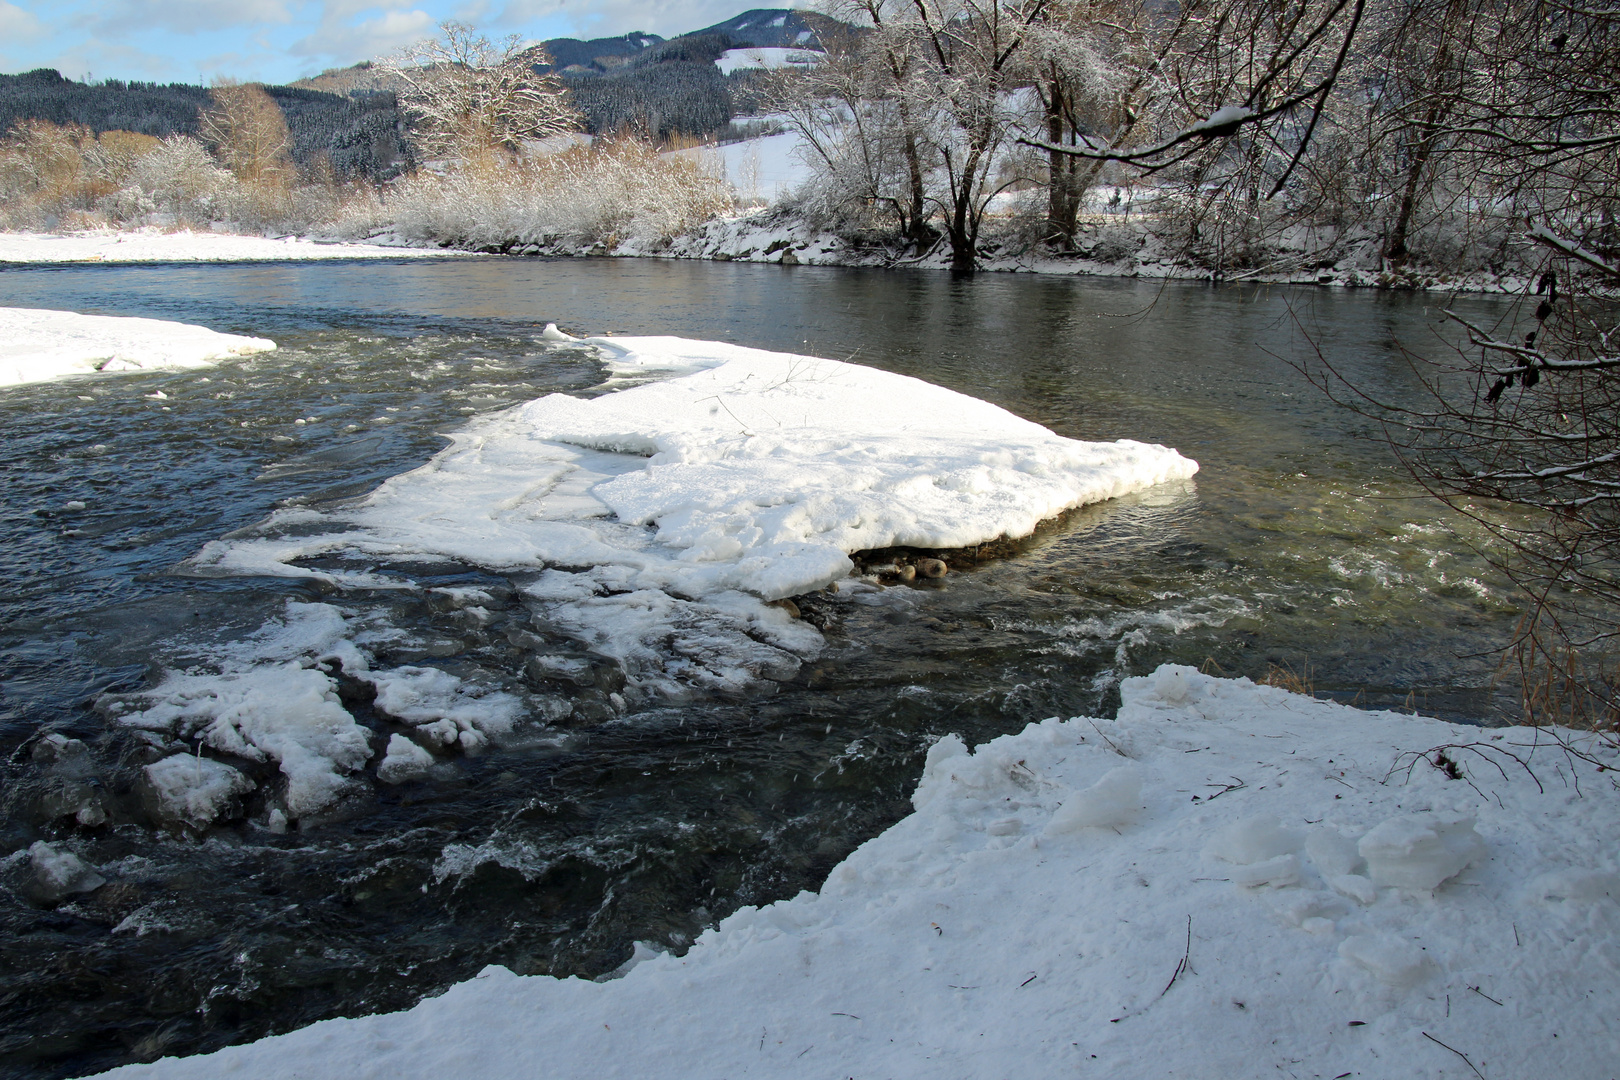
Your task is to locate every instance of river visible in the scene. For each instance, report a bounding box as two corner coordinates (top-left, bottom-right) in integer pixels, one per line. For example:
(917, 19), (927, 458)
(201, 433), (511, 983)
(0, 257), (1520, 1078)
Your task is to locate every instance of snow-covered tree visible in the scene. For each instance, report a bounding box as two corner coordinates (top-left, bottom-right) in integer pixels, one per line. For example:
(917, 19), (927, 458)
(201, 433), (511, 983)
(382, 22), (580, 161)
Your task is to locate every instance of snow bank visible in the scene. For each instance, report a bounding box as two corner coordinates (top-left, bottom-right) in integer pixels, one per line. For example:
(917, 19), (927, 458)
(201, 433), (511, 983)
(0, 229), (466, 264)
(88, 666), (1620, 1079)
(0, 307), (275, 388)
(192, 336), (1195, 699)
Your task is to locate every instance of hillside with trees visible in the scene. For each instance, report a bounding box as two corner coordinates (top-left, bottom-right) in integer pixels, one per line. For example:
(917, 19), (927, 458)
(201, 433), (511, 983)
(0, 69), (412, 181)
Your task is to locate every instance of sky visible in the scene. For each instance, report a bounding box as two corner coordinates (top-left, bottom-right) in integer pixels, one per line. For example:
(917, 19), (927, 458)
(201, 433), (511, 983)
(0, 0), (785, 85)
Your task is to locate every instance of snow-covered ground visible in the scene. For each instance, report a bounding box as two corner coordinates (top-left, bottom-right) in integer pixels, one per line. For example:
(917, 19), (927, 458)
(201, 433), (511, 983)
(86, 665), (1620, 1079)
(714, 47), (822, 75)
(99, 334), (1196, 828)
(0, 307), (275, 388)
(0, 229), (466, 264)
(664, 131), (814, 204)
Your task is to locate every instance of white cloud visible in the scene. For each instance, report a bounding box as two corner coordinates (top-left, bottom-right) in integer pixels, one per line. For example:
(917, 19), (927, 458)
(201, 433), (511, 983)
(0, 1), (45, 41)
(86, 0), (294, 35)
(42, 37), (183, 81)
(290, 8), (438, 63)
(494, 0), (788, 39)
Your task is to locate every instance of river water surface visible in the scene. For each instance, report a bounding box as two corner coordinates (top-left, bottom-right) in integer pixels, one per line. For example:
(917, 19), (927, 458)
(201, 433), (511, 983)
(0, 257), (1522, 1078)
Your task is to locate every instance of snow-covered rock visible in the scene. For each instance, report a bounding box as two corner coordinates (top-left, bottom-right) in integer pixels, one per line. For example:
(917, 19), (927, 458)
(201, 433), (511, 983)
(140, 754), (256, 831)
(0, 307), (275, 388)
(376, 735), (435, 785)
(28, 841), (105, 904)
(101, 601), (528, 824)
(89, 666), (1620, 1080)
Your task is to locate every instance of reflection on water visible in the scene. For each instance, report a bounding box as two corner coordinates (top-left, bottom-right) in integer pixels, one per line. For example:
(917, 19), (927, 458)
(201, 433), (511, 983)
(0, 258), (1520, 1078)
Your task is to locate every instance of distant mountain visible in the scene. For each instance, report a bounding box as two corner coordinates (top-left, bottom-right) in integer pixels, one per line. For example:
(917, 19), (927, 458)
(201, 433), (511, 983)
(1, 9), (851, 167)
(541, 33), (665, 74)
(687, 9), (844, 49)
(552, 8), (853, 137)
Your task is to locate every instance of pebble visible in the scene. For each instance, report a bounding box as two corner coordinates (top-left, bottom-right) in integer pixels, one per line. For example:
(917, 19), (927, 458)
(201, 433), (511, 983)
(917, 558), (949, 578)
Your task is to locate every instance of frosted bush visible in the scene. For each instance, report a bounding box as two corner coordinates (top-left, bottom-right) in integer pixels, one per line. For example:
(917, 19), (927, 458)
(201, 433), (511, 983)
(382, 139), (733, 250)
(121, 136), (236, 224)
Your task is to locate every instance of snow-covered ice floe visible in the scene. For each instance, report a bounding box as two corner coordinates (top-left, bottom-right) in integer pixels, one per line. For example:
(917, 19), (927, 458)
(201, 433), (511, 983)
(0, 229), (467, 264)
(0, 307), (275, 387)
(89, 666), (1620, 1079)
(191, 335), (1196, 696)
(104, 335), (1195, 826)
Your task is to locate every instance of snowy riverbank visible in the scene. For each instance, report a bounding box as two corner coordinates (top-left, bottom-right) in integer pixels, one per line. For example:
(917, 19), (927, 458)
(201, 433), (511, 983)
(0, 307), (275, 387)
(0, 230), (469, 264)
(89, 665), (1620, 1079)
(0, 210), (1532, 295)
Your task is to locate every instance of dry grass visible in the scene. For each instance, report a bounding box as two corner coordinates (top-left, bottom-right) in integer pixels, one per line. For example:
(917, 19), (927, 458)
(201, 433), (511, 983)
(1258, 661), (1315, 697)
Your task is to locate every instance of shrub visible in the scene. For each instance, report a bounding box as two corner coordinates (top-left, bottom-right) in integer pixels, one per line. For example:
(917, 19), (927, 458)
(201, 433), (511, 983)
(372, 137), (732, 249)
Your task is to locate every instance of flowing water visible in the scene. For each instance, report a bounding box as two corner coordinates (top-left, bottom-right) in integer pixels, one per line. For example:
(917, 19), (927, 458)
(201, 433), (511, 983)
(0, 257), (1523, 1078)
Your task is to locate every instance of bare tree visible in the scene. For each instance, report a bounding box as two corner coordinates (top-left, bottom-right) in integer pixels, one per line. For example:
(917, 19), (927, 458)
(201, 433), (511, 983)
(1320, 1), (1620, 726)
(382, 22), (580, 162)
(199, 80), (292, 186)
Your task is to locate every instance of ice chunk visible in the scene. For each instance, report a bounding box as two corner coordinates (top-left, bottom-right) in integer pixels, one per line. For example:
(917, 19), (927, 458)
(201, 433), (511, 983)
(28, 841), (105, 904)
(1046, 766), (1143, 833)
(1147, 666), (1194, 705)
(1358, 814), (1484, 891)
(1274, 891), (1348, 927)
(115, 662), (370, 819)
(598, 940), (668, 981)
(31, 732), (89, 766)
(1327, 873), (1379, 905)
(368, 666), (521, 739)
(1205, 816), (1303, 865)
(141, 754), (256, 831)
(1306, 827), (1364, 877)
(377, 735), (435, 784)
(1523, 869), (1620, 905)
(1338, 933), (1435, 987)
(541, 323), (578, 342)
(1229, 853), (1301, 888)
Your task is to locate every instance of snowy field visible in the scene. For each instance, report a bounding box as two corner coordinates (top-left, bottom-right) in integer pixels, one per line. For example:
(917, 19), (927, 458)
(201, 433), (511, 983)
(714, 47), (822, 75)
(87, 665), (1620, 1079)
(0, 307), (275, 387)
(665, 131), (813, 204)
(0, 230), (465, 264)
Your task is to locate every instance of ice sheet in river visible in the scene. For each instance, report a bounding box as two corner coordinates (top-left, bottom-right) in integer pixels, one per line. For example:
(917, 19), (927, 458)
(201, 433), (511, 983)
(0, 307), (276, 387)
(192, 335), (1198, 696)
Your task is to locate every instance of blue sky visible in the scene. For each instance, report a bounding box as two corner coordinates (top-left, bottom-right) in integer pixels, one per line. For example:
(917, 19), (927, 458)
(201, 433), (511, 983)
(0, 0), (775, 85)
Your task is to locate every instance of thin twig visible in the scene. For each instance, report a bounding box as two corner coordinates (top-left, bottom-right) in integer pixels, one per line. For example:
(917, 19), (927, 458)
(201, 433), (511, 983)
(1422, 1031), (1487, 1080)
(1159, 916), (1193, 998)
